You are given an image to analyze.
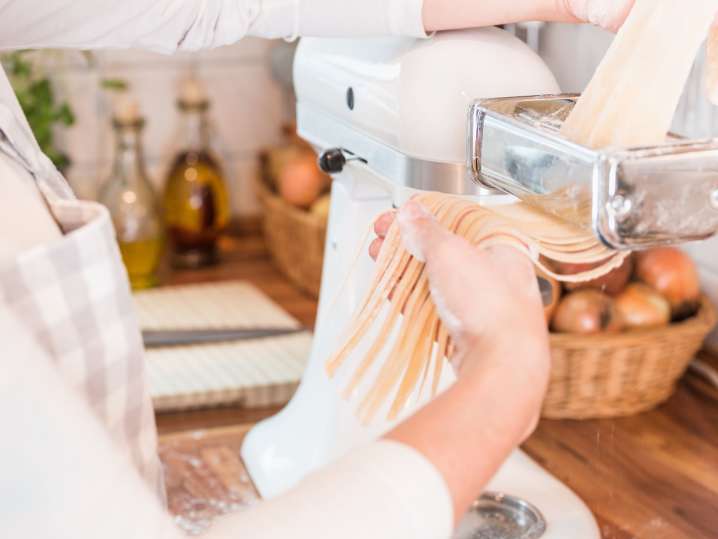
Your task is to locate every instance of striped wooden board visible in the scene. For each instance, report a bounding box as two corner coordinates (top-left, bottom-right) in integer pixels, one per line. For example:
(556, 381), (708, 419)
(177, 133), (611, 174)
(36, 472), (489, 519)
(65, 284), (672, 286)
(134, 281), (312, 412)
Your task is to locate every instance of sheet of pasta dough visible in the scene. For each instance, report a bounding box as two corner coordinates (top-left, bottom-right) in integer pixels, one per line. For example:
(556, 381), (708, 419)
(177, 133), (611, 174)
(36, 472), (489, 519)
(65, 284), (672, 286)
(562, 0), (718, 148)
(706, 26), (718, 104)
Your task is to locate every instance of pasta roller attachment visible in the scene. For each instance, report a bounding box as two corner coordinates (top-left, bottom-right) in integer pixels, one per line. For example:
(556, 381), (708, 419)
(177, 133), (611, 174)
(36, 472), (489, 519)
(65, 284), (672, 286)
(468, 95), (718, 250)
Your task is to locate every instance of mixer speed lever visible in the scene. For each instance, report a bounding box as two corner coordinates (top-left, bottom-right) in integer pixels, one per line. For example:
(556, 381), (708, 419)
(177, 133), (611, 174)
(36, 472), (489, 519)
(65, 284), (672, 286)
(318, 148), (366, 173)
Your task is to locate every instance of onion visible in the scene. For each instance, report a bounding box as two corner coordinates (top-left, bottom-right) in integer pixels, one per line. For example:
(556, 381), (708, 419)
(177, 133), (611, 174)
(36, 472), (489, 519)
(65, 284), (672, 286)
(635, 248), (701, 320)
(555, 256), (633, 296)
(310, 194), (331, 219)
(614, 283), (671, 329)
(278, 153), (328, 208)
(551, 290), (623, 334)
(538, 271), (562, 323)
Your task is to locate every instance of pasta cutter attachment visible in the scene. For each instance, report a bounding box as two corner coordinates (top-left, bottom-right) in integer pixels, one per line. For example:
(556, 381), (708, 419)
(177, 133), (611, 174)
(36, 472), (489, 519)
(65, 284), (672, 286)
(468, 95), (718, 250)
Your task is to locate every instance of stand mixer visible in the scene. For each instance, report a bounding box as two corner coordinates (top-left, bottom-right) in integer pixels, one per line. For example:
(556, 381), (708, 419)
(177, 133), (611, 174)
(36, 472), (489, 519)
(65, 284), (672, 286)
(242, 26), (718, 538)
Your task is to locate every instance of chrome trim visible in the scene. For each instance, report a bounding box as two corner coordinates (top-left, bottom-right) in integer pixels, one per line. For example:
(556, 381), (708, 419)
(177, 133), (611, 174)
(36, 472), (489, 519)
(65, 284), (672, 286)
(468, 93), (581, 188)
(297, 102), (494, 195)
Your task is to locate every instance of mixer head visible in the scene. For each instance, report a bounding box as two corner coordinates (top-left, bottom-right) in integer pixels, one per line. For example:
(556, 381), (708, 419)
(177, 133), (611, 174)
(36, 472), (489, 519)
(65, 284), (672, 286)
(469, 95), (718, 250)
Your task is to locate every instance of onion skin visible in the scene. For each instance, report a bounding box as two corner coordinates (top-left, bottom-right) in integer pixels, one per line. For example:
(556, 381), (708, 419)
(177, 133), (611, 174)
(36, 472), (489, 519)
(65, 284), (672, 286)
(551, 290), (623, 334)
(557, 256), (633, 296)
(635, 248), (701, 321)
(540, 272), (562, 323)
(614, 283), (671, 329)
(278, 153), (328, 208)
(310, 194), (331, 219)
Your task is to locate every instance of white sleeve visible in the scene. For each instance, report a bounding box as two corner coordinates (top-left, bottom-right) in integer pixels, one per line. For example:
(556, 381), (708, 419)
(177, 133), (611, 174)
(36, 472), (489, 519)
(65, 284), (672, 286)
(207, 440), (454, 539)
(0, 0), (427, 53)
(0, 313), (182, 539)
(252, 0), (428, 39)
(0, 310), (453, 539)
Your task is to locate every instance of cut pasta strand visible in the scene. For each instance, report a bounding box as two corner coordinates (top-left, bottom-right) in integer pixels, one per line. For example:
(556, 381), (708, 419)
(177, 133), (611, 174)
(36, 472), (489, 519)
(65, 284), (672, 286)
(326, 193), (627, 423)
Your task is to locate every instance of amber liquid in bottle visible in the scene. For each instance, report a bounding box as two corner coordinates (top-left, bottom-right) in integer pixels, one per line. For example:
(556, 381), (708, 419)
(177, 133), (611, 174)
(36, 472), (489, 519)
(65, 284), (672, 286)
(163, 102), (230, 268)
(119, 238), (163, 289)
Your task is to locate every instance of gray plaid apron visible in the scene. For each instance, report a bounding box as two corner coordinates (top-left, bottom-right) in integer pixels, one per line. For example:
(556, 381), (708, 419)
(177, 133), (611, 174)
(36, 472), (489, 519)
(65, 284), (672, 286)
(0, 69), (163, 499)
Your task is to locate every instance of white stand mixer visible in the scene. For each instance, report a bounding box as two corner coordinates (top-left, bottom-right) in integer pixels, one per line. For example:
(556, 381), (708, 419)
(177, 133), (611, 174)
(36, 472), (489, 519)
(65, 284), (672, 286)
(242, 28), (600, 539)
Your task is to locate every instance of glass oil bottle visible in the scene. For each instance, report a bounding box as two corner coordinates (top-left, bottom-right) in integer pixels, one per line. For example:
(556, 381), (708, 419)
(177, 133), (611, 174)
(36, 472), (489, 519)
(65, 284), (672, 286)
(163, 78), (230, 268)
(98, 97), (163, 290)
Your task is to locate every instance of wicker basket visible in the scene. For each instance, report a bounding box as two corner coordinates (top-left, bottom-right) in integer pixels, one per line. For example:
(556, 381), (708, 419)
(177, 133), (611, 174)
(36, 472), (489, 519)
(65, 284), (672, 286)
(543, 297), (717, 419)
(256, 179), (327, 298)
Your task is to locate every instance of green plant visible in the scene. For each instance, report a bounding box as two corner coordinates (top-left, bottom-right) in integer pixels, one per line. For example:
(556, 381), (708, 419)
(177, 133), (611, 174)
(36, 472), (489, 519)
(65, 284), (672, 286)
(4, 52), (75, 170)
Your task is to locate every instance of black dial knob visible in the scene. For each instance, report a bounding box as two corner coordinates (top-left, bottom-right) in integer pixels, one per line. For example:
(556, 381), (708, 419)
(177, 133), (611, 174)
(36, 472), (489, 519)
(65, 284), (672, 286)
(318, 148), (347, 174)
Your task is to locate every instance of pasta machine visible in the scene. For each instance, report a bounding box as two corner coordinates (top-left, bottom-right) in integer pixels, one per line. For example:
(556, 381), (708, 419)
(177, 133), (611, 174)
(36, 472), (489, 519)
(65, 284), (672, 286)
(242, 28), (607, 538)
(471, 95), (718, 249)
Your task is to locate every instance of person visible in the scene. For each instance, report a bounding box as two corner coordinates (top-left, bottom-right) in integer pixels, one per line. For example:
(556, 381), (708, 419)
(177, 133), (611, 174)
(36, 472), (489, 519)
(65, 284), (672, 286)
(0, 1), (651, 538)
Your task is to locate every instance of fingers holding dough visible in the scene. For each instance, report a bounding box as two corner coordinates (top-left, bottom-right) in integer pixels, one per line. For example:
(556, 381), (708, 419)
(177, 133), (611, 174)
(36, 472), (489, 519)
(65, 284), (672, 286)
(705, 20), (718, 105)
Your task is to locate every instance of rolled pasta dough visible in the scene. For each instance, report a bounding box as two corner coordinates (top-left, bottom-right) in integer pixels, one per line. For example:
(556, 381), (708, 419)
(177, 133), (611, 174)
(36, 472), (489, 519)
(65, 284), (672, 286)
(562, 0), (718, 148)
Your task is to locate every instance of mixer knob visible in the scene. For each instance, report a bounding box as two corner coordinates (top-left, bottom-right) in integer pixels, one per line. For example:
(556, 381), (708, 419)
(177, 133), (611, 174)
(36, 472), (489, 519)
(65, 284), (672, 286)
(318, 148), (347, 173)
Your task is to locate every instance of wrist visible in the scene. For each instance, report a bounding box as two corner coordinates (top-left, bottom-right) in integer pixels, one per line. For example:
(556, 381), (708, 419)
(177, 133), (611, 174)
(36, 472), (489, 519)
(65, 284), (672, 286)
(509, 0), (584, 23)
(456, 332), (550, 435)
(423, 0), (582, 33)
(454, 325), (550, 378)
(468, 356), (548, 435)
(547, 0), (583, 23)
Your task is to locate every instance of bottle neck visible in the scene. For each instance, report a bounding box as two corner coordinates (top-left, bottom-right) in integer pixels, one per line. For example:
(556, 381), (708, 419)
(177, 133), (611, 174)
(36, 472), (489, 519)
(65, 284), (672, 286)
(113, 124), (146, 185)
(179, 107), (209, 154)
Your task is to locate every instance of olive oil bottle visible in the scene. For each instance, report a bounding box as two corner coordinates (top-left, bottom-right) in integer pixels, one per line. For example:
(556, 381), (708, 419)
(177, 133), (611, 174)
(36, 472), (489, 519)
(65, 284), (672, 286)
(98, 97), (163, 290)
(163, 78), (230, 268)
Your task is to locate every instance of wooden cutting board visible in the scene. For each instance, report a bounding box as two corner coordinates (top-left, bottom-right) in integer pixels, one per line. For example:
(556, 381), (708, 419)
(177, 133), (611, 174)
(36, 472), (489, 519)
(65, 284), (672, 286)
(160, 425), (260, 535)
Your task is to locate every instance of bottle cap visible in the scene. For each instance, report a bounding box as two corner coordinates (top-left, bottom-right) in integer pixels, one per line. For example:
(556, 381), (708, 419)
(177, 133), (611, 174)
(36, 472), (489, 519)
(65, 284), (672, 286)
(178, 76), (209, 109)
(113, 94), (143, 126)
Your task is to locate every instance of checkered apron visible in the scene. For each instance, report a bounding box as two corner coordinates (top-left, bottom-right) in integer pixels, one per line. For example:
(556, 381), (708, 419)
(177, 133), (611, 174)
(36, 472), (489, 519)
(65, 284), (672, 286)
(0, 70), (164, 500)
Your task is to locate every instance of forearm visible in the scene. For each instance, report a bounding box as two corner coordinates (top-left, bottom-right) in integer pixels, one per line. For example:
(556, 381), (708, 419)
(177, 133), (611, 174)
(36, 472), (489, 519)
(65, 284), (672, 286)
(385, 337), (550, 524)
(0, 0), (582, 53)
(422, 0), (579, 32)
(208, 441), (452, 539)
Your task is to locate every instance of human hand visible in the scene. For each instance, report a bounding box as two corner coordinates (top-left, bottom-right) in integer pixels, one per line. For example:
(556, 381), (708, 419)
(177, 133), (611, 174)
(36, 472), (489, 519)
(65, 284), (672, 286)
(565, 0), (718, 33)
(394, 201), (550, 381)
(563, 0), (636, 32)
(369, 209), (396, 261)
(384, 201), (552, 519)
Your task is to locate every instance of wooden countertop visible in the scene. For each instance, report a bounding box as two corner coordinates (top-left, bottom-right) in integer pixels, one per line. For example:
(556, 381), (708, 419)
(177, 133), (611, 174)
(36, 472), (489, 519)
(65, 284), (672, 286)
(157, 230), (718, 539)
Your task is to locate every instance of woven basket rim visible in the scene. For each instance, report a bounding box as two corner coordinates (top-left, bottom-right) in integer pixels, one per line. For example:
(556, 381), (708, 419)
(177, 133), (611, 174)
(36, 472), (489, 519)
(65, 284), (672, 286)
(550, 295), (716, 346)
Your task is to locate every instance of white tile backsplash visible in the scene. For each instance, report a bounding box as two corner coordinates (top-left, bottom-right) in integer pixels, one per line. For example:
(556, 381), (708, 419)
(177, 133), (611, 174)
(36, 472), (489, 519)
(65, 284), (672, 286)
(196, 63), (285, 155)
(54, 67), (104, 165)
(230, 158), (262, 217)
(539, 23), (613, 93)
(50, 40), (287, 217)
